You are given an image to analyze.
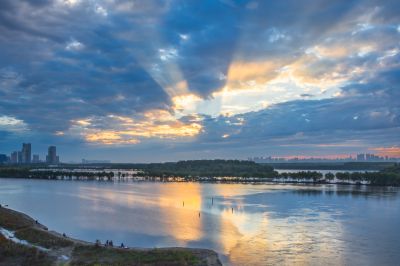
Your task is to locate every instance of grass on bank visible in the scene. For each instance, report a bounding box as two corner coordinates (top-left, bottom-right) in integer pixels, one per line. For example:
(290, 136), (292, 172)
(0, 234), (54, 266)
(14, 227), (73, 249)
(0, 207), (35, 231)
(71, 245), (200, 266)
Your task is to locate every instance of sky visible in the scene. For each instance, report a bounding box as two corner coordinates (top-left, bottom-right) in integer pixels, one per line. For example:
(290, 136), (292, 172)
(0, 0), (399, 162)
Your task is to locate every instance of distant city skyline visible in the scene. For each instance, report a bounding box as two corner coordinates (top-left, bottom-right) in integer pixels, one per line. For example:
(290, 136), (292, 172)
(0, 1), (399, 161)
(1, 143), (60, 164)
(1, 142), (399, 164)
(250, 153), (400, 163)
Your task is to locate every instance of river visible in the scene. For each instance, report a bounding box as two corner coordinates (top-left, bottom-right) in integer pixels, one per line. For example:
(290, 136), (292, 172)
(0, 178), (399, 265)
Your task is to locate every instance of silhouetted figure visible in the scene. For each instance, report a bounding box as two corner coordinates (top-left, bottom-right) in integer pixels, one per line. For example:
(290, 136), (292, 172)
(109, 240), (113, 247)
(199, 212), (201, 218)
(62, 233), (66, 237)
(106, 240), (109, 246)
(35, 220), (38, 224)
(120, 243), (125, 248)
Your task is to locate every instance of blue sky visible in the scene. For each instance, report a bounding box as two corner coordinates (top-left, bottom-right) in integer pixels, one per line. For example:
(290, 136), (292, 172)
(0, 0), (399, 162)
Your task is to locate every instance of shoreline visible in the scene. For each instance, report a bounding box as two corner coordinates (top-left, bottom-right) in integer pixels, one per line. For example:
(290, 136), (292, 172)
(0, 206), (222, 266)
(1, 175), (399, 187)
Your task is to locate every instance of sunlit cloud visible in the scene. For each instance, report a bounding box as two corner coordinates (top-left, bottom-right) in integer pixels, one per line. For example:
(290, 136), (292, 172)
(172, 93), (203, 116)
(370, 146), (400, 158)
(71, 110), (203, 145)
(85, 131), (140, 145)
(225, 60), (282, 89)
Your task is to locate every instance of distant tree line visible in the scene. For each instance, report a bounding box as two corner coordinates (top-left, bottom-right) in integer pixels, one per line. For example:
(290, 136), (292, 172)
(138, 160), (277, 178)
(0, 168), (114, 181)
(1, 161), (399, 186)
(277, 163), (400, 186)
(278, 171), (323, 182)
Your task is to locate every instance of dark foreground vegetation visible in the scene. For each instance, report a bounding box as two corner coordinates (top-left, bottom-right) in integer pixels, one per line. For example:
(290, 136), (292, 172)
(0, 234), (54, 266)
(71, 246), (201, 266)
(0, 207), (221, 266)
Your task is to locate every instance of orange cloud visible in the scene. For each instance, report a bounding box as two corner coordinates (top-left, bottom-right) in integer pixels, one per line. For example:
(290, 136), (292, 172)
(74, 110), (202, 145)
(225, 60), (283, 89)
(370, 146), (400, 158)
(85, 132), (140, 145)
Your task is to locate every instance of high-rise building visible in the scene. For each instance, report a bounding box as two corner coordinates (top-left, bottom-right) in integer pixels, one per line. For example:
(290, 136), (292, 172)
(10, 151), (18, 163)
(356, 154), (365, 161)
(46, 146), (59, 164)
(22, 143), (31, 164)
(17, 151), (23, 164)
(0, 154), (7, 164)
(32, 154), (40, 163)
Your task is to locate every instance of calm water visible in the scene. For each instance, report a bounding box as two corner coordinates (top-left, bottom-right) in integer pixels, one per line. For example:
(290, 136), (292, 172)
(0, 178), (399, 266)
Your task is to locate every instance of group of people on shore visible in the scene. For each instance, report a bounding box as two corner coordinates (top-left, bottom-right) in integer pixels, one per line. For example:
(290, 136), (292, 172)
(95, 239), (125, 248)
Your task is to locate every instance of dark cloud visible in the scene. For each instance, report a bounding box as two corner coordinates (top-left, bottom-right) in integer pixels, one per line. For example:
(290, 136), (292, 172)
(161, 0), (244, 96)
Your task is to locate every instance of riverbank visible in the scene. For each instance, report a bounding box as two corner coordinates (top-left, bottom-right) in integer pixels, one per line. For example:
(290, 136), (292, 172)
(0, 207), (222, 266)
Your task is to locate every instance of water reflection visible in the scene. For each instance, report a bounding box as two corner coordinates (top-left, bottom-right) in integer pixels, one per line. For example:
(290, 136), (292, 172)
(290, 185), (399, 199)
(157, 183), (204, 244)
(0, 179), (399, 265)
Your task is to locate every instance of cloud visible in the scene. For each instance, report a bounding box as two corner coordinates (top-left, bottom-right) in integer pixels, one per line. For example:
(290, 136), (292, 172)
(370, 146), (400, 157)
(0, 0), (399, 160)
(0, 115), (28, 132)
(190, 68), (400, 157)
(65, 40), (84, 51)
(69, 111), (203, 145)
